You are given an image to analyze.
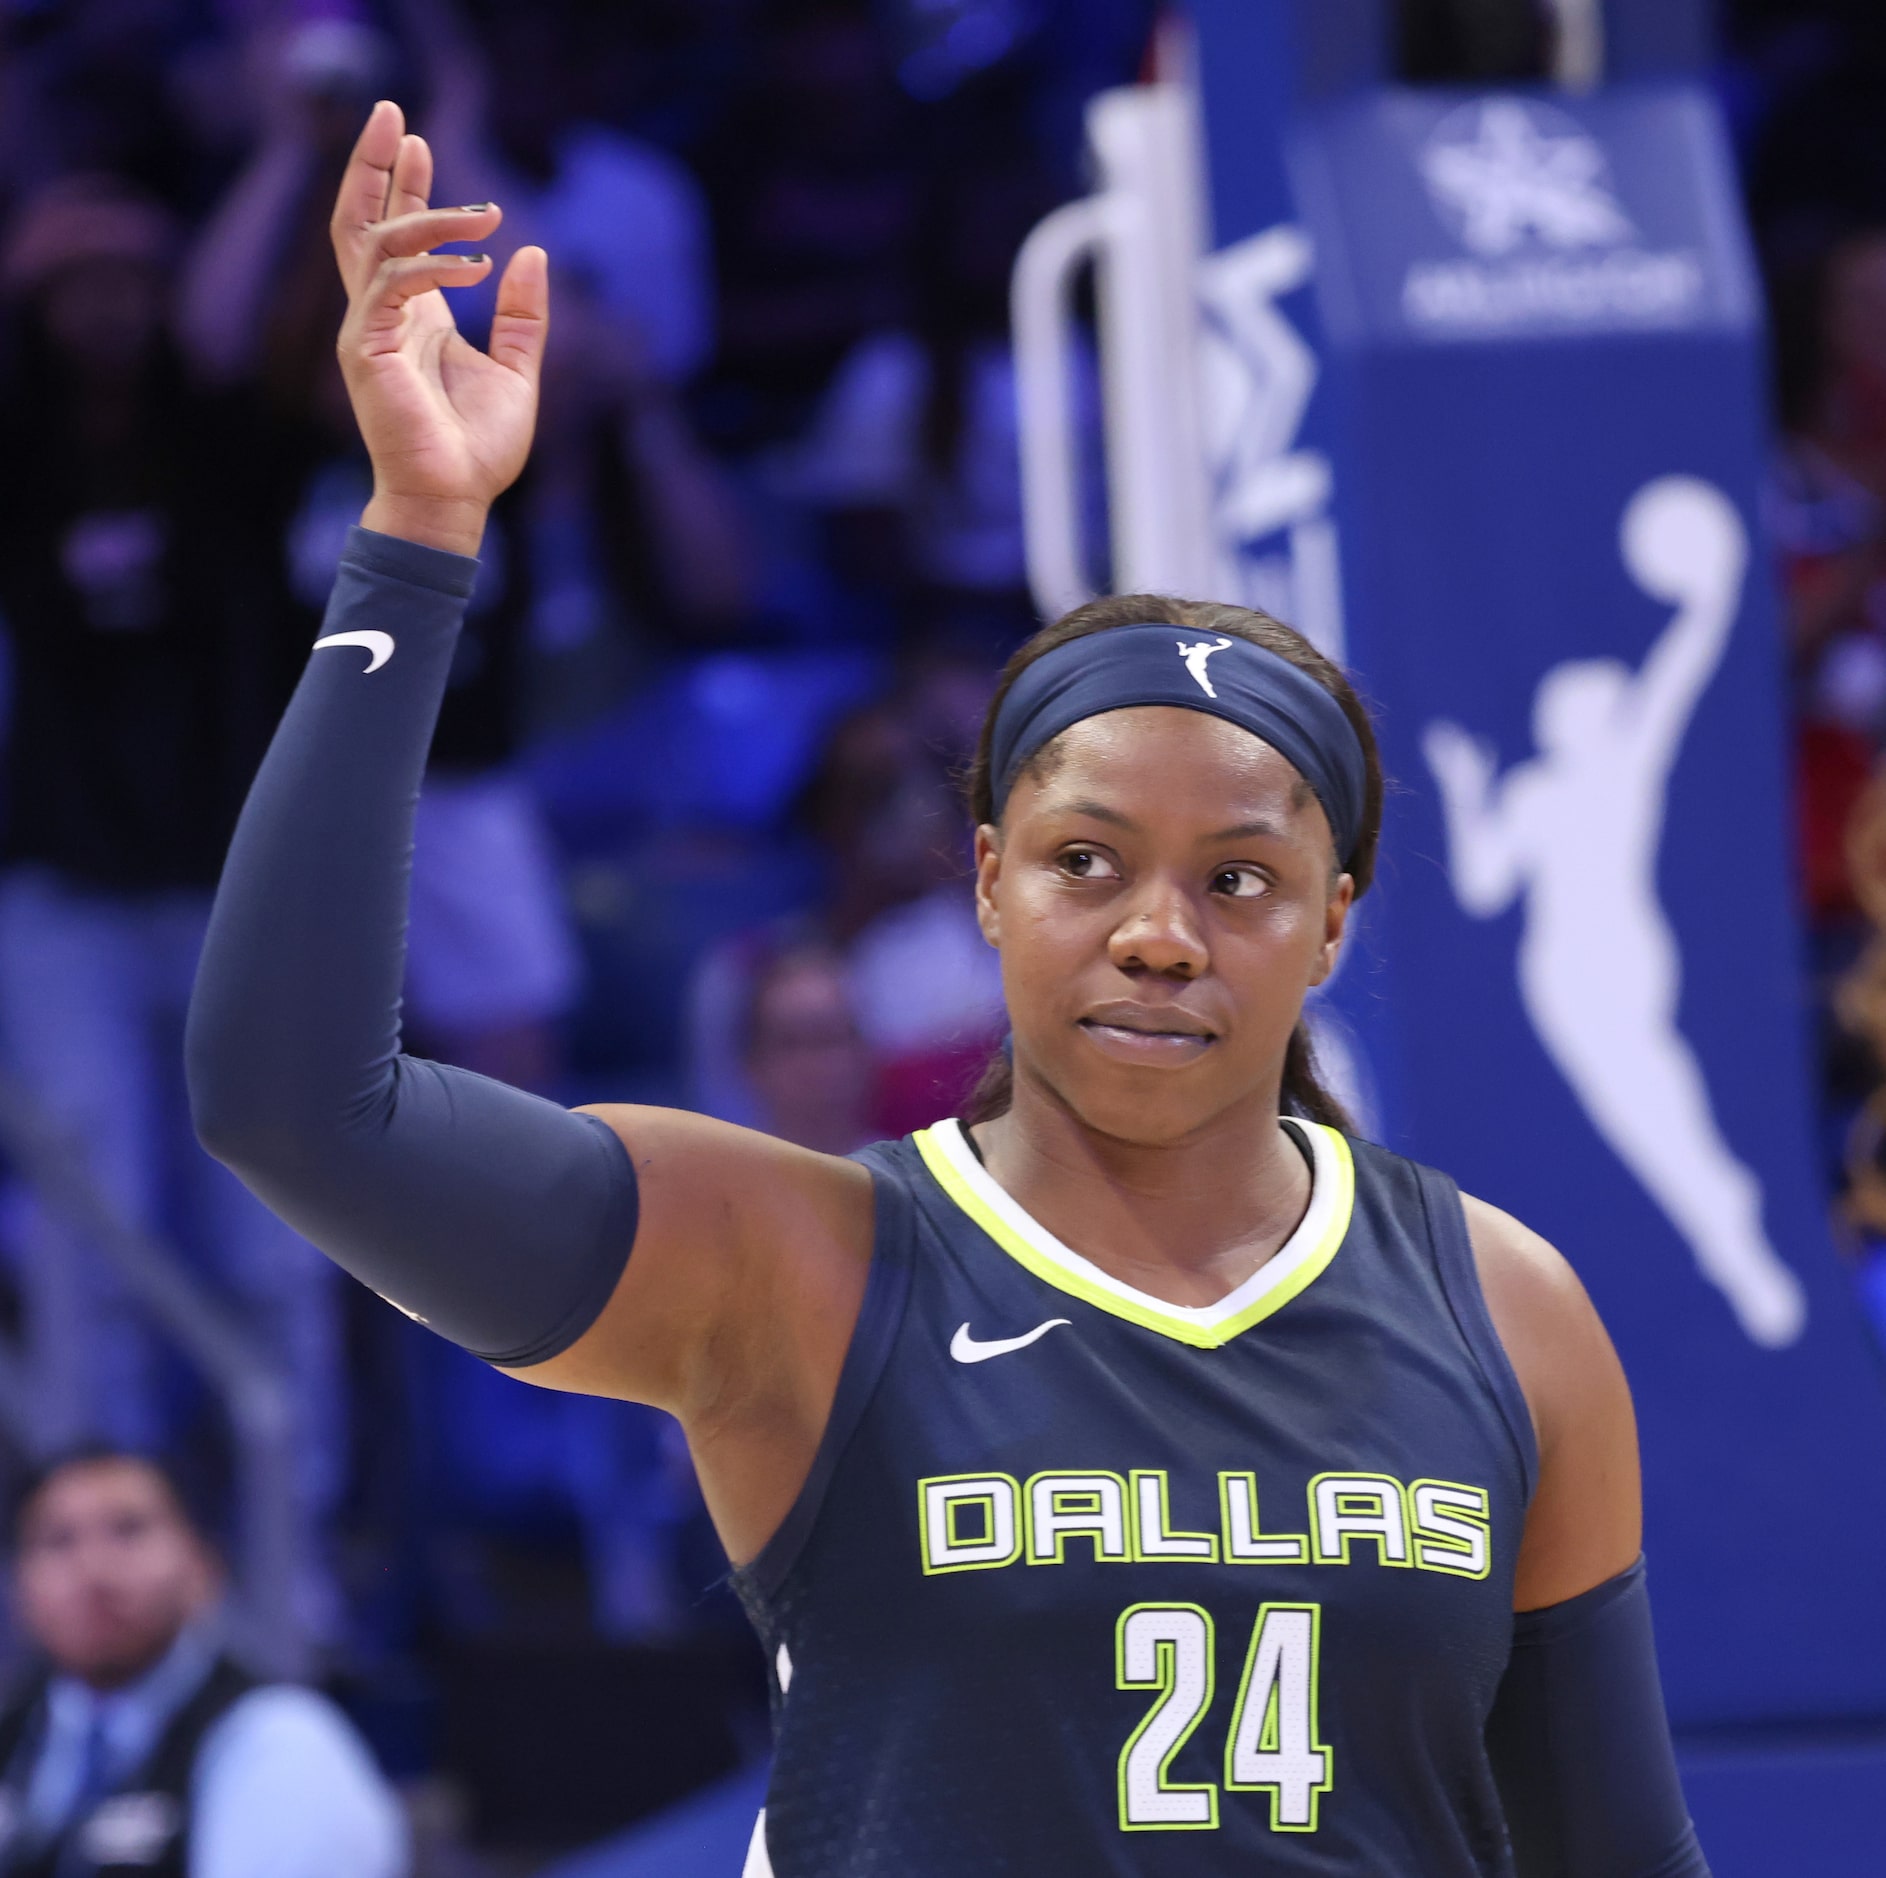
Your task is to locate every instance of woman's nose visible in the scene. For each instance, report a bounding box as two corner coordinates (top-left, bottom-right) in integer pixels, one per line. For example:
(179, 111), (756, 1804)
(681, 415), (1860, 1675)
(1107, 879), (1208, 978)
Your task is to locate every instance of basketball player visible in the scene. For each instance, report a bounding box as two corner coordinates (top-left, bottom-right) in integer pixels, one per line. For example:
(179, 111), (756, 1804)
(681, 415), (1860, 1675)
(187, 103), (1709, 1874)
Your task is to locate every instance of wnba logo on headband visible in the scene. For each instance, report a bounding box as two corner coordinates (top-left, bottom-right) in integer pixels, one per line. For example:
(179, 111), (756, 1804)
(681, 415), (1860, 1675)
(988, 623), (1368, 867)
(1176, 636), (1234, 698)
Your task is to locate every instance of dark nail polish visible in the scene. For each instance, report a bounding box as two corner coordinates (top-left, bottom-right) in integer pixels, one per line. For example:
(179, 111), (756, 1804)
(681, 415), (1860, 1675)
(456, 253), (490, 264)
(455, 203), (493, 213)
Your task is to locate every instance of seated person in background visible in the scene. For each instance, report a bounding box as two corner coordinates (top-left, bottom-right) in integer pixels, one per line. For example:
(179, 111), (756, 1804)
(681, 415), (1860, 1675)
(743, 942), (878, 1155)
(0, 1450), (406, 1878)
(688, 699), (1006, 1136)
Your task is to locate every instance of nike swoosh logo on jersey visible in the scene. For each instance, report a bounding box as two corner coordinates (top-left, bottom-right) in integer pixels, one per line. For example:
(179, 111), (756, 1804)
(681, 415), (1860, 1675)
(950, 1319), (1071, 1364)
(313, 629), (395, 673)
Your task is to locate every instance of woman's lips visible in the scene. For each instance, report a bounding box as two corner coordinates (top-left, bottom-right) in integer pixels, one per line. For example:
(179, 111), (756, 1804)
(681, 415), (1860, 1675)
(1077, 1018), (1215, 1066)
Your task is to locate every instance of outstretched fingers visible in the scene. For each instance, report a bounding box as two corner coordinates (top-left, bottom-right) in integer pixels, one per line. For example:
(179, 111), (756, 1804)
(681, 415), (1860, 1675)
(489, 246), (550, 387)
(352, 252), (495, 348)
(331, 100), (405, 289)
(389, 129), (434, 222)
(371, 204), (503, 261)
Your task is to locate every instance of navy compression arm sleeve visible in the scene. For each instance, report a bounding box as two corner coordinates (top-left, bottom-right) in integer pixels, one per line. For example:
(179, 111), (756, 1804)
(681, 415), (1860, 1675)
(186, 527), (636, 1366)
(1487, 1559), (1709, 1877)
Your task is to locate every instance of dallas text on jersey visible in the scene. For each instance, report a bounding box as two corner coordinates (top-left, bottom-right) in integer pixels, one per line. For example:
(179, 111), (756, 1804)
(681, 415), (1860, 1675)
(919, 1468), (1492, 1577)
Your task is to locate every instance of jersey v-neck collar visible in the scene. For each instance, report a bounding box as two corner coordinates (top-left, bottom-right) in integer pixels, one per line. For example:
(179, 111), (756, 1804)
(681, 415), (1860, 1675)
(912, 1115), (1356, 1349)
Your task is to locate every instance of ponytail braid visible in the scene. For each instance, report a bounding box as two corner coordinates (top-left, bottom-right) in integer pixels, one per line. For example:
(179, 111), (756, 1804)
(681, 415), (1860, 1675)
(1281, 1021), (1352, 1130)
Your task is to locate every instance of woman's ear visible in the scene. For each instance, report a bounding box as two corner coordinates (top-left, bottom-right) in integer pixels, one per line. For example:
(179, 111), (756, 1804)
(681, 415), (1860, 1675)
(974, 825), (1003, 949)
(1310, 872), (1355, 987)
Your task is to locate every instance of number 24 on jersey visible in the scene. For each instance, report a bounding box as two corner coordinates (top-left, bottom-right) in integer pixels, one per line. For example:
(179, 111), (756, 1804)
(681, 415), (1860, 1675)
(1117, 1602), (1331, 1833)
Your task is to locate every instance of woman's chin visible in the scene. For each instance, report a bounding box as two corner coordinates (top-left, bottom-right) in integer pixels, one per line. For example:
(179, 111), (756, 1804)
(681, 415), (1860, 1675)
(1038, 1066), (1227, 1149)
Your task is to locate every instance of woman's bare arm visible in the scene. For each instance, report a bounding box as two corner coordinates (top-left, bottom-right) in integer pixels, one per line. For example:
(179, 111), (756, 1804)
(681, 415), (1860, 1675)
(1466, 1193), (1641, 1608)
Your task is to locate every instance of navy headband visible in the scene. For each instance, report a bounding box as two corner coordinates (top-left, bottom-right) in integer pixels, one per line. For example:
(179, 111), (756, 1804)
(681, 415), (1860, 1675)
(989, 624), (1368, 867)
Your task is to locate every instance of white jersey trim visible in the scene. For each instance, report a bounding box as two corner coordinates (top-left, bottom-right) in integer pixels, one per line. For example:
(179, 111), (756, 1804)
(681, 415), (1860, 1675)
(914, 1117), (1355, 1348)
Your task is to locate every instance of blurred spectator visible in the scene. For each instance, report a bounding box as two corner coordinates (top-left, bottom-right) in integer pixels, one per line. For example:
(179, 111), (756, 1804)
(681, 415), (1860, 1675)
(0, 173), (344, 1636)
(1757, 179), (1886, 1323)
(418, 0), (715, 384)
(1798, 234), (1886, 510)
(173, 18), (397, 393)
(186, 11), (751, 662)
(800, 696), (1005, 1130)
(555, 1396), (699, 1643)
(1740, 5), (1886, 246)
(698, 0), (923, 453)
(1835, 769), (1886, 1178)
(690, 694), (1004, 1138)
(410, 0), (756, 661)
(604, 0), (763, 161)
(0, 0), (234, 213)
(1768, 435), (1881, 934)
(765, 130), (1092, 640)
(0, 1449), (406, 1876)
(1767, 233), (1886, 988)
(742, 943), (877, 1154)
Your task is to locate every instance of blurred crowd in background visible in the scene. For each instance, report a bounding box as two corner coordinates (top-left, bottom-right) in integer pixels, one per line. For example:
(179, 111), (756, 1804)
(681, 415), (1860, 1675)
(1745, 4), (1886, 1331)
(0, 0), (1137, 1859)
(0, 0), (1881, 1865)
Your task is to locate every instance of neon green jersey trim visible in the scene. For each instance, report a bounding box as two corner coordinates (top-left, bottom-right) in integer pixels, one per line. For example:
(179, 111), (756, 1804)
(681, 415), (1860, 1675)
(913, 1121), (1355, 1350)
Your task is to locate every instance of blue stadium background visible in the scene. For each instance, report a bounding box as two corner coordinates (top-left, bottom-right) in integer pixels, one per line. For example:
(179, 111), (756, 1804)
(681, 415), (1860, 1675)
(0, 0), (1881, 1871)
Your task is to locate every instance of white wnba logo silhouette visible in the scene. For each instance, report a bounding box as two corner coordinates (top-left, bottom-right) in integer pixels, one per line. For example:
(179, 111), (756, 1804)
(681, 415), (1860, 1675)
(1422, 475), (1807, 1348)
(1176, 635), (1234, 698)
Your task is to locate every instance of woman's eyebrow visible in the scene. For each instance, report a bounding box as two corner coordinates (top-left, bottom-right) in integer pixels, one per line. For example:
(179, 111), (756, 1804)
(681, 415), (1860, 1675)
(1057, 798), (1135, 829)
(1209, 818), (1287, 842)
(1054, 800), (1289, 844)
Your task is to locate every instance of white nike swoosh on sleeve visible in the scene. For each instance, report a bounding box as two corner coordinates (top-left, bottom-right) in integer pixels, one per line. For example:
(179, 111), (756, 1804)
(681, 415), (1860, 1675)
(950, 1319), (1072, 1364)
(313, 630), (396, 673)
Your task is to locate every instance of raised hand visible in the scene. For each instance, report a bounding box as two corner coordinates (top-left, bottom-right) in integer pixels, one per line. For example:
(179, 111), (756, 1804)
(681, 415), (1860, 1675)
(330, 99), (547, 555)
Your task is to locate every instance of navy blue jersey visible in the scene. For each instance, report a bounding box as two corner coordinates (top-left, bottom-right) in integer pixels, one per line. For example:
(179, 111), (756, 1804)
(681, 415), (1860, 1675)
(733, 1118), (1538, 1876)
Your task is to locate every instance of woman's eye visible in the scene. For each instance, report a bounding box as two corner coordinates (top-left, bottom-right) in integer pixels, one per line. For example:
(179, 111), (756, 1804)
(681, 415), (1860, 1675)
(1060, 847), (1120, 881)
(1212, 865), (1268, 899)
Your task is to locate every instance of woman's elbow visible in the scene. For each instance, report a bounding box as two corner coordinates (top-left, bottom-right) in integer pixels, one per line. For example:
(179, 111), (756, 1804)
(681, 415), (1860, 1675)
(186, 1012), (400, 1175)
(187, 1059), (271, 1169)
(184, 1012), (299, 1170)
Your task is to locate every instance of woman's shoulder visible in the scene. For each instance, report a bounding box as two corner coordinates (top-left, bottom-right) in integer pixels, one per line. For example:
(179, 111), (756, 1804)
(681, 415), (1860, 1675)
(1458, 1190), (1635, 1488)
(1458, 1191), (1606, 1364)
(1337, 1133), (1599, 1341)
